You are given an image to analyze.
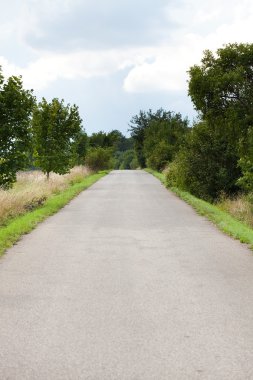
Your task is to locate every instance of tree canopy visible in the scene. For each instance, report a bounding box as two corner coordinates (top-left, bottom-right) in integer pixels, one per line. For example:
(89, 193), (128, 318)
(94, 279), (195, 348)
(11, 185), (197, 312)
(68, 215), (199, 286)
(187, 43), (253, 195)
(188, 43), (253, 140)
(129, 108), (189, 169)
(0, 68), (35, 187)
(32, 98), (82, 179)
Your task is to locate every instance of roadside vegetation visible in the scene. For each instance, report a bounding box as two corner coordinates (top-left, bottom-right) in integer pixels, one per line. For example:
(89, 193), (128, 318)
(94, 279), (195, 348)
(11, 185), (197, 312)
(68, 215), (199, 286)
(0, 171), (108, 256)
(0, 62), (138, 255)
(0, 167), (89, 226)
(146, 169), (253, 248)
(130, 43), (253, 239)
(1, 42), (253, 252)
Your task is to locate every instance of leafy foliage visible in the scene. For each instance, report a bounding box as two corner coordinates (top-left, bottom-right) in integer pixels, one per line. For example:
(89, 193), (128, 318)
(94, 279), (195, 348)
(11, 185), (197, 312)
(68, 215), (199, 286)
(129, 109), (169, 167)
(166, 121), (240, 201)
(143, 116), (189, 171)
(71, 130), (88, 165)
(0, 68), (35, 188)
(32, 98), (82, 178)
(114, 149), (138, 170)
(188, 43), (253, 134)
(85, 147), (113, 171)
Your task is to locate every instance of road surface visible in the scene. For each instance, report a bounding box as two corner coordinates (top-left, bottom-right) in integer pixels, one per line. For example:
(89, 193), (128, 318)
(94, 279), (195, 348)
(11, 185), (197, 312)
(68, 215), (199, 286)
(1, 170), (253, 379)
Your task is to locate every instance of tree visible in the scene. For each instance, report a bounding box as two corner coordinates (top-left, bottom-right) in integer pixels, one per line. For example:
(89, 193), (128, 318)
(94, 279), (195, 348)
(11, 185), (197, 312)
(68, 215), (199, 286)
(166, 121), (240, 201)
(129, 108), (187, 168)
(188, 43), (253, 195)
(143, 115), (189, 171)
(188, 43), (253, 145)
(0, 68), (35, 188)
(114, 149), (137, 170)
(71, 129), (88, 165)
(89, 131), (107, 148)
(189, 44), (253, 130)
(32, 98), (82, 179)
(85, 147), (113, 171)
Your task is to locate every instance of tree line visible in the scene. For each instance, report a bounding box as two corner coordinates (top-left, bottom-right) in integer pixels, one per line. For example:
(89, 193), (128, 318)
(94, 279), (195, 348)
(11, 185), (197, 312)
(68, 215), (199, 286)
(0, 67), (134, 188)
(1, 42), (253, 201)
(130, 43), (253, 201)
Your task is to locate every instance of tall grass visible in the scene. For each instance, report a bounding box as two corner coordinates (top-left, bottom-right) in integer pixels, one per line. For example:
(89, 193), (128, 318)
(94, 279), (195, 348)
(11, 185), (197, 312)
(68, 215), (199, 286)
(0, 166), (90, 226)
(217, 194), (253, 228)
(0, 170), (108, 256)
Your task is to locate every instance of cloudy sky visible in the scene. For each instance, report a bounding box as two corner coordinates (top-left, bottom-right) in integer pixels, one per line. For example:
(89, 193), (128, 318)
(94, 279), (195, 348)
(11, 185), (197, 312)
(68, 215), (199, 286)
(0, 0), (252, 134)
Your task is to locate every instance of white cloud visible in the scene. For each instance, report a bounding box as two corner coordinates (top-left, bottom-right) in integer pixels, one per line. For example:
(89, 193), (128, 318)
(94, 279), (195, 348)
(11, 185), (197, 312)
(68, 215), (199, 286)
(123, 43), (198, 93)
(0, 48), (154, 90)
(1, 0), (253, 95)
(0, 57), (21, 78)
(123, 0), (253, 93)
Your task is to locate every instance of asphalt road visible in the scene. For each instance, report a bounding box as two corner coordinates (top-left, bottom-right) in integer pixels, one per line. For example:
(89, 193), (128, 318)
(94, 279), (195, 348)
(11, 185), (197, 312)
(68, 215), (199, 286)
(1, 170), (253, 379)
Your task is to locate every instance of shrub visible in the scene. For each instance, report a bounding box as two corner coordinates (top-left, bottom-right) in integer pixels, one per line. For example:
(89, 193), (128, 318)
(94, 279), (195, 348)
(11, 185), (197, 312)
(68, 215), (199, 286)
(85, 147), (112, 172)
(166, 121), (240, 201)
(117, 149), (137, 170)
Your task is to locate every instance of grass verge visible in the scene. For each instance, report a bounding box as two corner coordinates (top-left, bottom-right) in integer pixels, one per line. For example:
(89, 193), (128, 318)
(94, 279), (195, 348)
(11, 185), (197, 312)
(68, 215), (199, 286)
(145, 168), (253, 249)
(0, 171), (108, 257)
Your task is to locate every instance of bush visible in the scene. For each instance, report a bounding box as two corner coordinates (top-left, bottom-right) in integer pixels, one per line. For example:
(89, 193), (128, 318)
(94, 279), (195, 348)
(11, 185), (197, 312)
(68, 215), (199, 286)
(85, 147), (112, 172)
(119, 150), (136, 170)
(130, 157), (139, 170)
(146, 141), (172, 171)
(166, 121), (240, 201)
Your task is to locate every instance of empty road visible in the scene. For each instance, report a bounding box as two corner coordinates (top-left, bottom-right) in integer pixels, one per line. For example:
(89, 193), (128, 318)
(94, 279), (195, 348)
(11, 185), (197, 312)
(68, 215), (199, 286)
(1, 170), (253, 379)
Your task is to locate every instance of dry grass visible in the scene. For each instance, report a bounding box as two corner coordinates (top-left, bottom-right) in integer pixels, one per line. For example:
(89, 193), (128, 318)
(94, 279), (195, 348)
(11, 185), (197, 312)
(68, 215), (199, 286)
(0, 166), (90, 225)
(217, 194), (253, 228)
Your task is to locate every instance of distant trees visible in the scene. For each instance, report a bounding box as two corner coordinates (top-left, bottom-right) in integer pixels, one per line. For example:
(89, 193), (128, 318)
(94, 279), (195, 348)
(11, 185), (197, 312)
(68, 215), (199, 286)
(0, 68), (35, 188)
(32, 98), (82, 179)
(114, 149), (138, 170)
(129, 109), (189, 170)
(85, 147), (112, 171)
(72, 130), (88, 166)
(87, 129), (134, 171)
(129, 109), (166, 168)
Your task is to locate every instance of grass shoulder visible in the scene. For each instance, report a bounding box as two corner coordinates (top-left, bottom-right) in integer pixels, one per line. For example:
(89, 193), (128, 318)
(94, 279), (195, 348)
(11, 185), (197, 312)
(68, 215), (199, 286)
(145, 168), (253, 249)
(0, 171), (108, 257)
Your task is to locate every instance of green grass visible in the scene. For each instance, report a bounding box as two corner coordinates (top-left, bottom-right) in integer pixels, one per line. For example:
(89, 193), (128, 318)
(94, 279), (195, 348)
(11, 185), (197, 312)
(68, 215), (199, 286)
(146, 168), (253, 249)
(0, 171), (108, 256)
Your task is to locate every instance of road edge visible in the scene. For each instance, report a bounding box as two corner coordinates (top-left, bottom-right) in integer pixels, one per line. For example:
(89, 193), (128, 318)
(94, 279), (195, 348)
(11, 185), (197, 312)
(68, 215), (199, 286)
(0, 171), (109, 257)
(145, 168), (253, 250)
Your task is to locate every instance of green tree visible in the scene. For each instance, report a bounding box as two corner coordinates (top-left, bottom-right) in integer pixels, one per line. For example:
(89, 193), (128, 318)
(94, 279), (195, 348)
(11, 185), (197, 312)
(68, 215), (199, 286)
(188, 43), (253, 138)
(0, 68), (35, 188)
(237, 127), (253, 191)
(188, 43), (253, 195)
(71, 129), (88, 165)
(89, 131), (107, 148)
(115, 149), (137, 170)
(85, 147), (113, 171)
(129, 109), (163, 167)
(32, 98), (82, 179)
(129, 108), (187, 168)
(143, 115), (189, 171)
(166, 121), (240, 201)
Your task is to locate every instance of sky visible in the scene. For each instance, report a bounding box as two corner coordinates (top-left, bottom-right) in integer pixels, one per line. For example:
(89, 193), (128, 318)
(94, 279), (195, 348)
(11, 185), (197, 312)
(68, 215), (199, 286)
(0, 0), (252, 135)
